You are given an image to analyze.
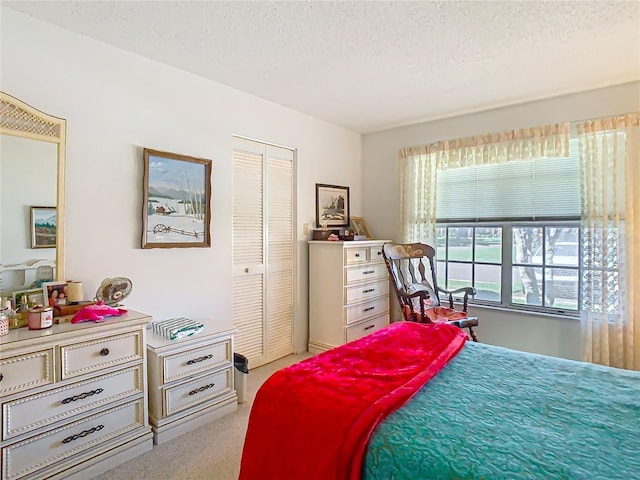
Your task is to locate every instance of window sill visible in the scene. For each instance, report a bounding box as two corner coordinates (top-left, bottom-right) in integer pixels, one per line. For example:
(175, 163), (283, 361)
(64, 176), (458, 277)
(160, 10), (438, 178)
(467, 302), (579, 321)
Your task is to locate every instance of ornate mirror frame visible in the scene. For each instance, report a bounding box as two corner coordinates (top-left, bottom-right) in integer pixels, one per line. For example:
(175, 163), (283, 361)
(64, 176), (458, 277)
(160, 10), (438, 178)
(0, 91), (67, 280)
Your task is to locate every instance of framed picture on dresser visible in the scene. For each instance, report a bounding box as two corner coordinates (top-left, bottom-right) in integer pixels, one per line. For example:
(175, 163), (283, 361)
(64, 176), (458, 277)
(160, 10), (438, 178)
(350, 216), (372, 239)
(315, 183), (350, 228)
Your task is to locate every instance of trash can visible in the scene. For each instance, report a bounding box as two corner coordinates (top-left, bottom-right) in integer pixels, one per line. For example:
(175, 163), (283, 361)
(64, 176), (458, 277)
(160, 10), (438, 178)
(234, 353), (249, 404)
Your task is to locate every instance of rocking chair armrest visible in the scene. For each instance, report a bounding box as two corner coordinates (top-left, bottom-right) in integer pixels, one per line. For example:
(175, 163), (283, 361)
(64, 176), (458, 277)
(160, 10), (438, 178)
(436, 286), (476, 297)
(397, 289), (433, 304)
(448, 316), (479, 329)
(436, 286), (476, 311)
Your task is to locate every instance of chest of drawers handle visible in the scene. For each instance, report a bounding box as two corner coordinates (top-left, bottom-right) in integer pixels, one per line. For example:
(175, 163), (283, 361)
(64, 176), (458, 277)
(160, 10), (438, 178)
(364, 306), (376, 312)
(186, 354), (214, 365)
(61, 388), (105, 404)
(99, 348), (110, 356)
(0, 373), (3, 382)
(188, 383), (215, 396)
(362, 270), (375, 275)
(62, 424), (105, 444)
(364, 324), (376, 331)
(363, 288), (375, 293)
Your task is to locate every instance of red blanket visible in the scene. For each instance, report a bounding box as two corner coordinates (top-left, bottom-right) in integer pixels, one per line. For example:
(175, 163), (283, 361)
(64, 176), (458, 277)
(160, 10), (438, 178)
(239, 322), (467, 480)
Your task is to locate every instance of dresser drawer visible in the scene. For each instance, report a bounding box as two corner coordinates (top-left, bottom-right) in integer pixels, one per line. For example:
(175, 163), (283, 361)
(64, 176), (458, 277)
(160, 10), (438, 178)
(345, 263), (388, 285)
(60, 329), (144, 380)
(345, 279), (389, 305)
(162, 367), (232, 418)
(2, 398), (146, 480)
(346, 315), (389, 343)
(369, 245), (385, 263)
(0, 349), (54, 397)
(160, 338), (232, 385)
(2, 365), (144, 441)
(344, 247), (369, 265)
(345, 297), (389, 325)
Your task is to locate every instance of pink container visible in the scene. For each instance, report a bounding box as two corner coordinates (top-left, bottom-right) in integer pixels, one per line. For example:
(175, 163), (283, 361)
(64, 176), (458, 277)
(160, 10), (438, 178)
(28, 306), (53, 330)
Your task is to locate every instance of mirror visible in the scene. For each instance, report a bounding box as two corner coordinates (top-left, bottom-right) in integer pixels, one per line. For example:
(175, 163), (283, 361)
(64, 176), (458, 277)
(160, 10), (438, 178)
(0, 92), (66, 302)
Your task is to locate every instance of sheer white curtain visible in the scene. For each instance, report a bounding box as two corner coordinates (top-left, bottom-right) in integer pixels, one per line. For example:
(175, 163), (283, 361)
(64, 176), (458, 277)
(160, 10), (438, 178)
(399, 144), (438, 243)
(399, 124), (570, 243)
(578, 113), (640, 370)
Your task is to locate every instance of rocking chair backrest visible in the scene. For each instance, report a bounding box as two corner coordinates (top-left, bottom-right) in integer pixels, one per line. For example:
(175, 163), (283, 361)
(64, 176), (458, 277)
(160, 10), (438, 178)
(382, 243), (441, 308)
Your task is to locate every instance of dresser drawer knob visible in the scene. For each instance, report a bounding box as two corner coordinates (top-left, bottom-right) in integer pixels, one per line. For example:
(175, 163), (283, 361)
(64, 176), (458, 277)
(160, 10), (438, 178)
(362, 270), (375, 275)
(0, 373), (3, 382)
(363, 288), (375, 293)
(364, 306), (375, 312)
(62, 424), (104, 444)
(188, 383), (215, 396)
(61, 388), (104, 404)
(377, 251), (382, 256)
(355, 253), (360, 258)
(186, 354), (214, 365)
(364, 324), (375, 331)
(99, 348), (110, 356)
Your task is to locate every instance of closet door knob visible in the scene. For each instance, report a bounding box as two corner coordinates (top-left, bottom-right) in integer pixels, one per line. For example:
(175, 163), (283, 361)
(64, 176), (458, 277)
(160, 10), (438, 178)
(99, 348), (110, 356)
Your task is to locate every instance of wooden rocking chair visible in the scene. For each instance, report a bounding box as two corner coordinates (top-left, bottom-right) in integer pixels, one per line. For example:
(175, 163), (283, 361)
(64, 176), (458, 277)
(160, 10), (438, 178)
(382, 243), (478, 341)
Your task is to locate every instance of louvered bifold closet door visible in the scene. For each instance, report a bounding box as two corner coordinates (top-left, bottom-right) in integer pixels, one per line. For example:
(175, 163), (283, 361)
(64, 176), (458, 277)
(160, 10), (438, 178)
(232, 138), (295, 369)
(265, 146), (294, 362)
(232, 141), (266, 365)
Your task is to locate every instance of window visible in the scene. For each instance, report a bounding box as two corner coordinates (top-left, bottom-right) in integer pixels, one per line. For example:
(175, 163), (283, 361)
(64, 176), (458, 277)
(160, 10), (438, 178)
(435, 141), (581, 315)
(437, 223), (580, 314)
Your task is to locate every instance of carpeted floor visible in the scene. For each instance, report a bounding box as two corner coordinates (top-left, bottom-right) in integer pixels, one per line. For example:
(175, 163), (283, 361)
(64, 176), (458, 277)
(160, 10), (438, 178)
(94, 352), (312, 480)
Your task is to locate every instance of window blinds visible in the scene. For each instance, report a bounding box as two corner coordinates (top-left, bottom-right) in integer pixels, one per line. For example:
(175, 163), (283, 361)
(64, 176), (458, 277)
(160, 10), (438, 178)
(436, 140), (580, 222)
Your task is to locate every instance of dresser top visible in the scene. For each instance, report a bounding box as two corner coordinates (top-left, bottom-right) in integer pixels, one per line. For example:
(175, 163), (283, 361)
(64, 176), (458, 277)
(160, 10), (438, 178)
(0, 309), (151, 349)
(308, 240), (391, 246)
(146, 326), (237, 351)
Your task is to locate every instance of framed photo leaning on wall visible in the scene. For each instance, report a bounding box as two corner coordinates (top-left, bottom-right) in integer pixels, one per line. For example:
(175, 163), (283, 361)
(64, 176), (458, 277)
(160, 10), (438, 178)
(315, 183), (350, 228)
(350, 216), (372, 239)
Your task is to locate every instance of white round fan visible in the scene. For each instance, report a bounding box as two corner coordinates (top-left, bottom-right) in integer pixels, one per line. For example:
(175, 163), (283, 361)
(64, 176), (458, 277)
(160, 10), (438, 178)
(95, 277), (132, 305)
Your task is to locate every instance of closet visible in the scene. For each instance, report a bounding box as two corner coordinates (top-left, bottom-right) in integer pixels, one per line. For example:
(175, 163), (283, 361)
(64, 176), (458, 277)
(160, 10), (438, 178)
(232, 137), (295, 368)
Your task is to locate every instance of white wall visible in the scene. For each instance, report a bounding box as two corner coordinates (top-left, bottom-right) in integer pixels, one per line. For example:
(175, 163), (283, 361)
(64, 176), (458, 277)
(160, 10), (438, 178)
(0, 8), (362, 352)
(363, 82), (640, 360)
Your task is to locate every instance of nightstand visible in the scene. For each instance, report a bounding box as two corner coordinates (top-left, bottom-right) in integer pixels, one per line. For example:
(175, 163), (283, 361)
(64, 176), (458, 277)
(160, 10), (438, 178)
(146, 328), (237, 444)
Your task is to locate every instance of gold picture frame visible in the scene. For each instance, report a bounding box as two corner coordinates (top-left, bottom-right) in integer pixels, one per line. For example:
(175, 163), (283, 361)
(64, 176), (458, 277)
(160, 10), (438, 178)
(30, 206), (57, 249)
(350, 216), (372, 239)
(142, 148), (212, 249)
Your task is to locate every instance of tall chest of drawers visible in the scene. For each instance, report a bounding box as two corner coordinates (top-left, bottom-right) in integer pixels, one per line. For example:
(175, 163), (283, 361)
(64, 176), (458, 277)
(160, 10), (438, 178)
(146, 328), (237, 445)
(0, 311), (153, 480)
(308, 240), (391, 353)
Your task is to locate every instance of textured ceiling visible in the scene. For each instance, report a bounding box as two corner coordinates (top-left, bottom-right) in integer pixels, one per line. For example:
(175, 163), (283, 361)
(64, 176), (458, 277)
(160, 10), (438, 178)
(4, 1), (640, 133)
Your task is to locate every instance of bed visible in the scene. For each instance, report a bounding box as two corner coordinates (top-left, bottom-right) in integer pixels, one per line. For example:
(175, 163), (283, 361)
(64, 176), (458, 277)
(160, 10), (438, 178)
(239, 322), (640, 480)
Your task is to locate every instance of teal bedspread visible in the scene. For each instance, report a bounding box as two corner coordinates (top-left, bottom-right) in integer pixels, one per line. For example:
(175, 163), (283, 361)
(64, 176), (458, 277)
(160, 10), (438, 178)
(364, 342), (640, 480)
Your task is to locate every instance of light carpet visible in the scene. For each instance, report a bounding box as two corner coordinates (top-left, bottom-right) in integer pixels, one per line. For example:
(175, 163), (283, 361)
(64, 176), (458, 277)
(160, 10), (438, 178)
(94, 352), (312, 480)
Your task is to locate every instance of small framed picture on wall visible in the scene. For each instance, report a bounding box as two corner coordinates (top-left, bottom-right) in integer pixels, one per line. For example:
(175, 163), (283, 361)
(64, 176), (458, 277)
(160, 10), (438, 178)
(30, 206), (57, 248)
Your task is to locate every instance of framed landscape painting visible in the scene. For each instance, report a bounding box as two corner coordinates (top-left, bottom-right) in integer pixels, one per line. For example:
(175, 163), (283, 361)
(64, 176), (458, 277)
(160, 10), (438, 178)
(315, 183), (350, 228)
(142, 148), (212, 248)
(30, 206), (56, 248)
